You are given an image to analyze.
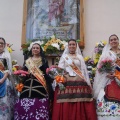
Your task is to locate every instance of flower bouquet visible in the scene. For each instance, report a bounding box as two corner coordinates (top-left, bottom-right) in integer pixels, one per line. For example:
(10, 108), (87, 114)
(13, 70), (29, 96)
(113, 59), (120, 86)
(98, 58), (115, 74)
(46, 65), (67, 90)
(21, 36), (68, 63)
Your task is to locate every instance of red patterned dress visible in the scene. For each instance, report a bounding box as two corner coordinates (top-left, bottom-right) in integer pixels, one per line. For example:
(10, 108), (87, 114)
(52, 54), (97, 120)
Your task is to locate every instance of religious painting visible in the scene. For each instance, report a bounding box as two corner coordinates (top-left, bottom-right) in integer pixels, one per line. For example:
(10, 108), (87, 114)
(22, 0), (84, 48)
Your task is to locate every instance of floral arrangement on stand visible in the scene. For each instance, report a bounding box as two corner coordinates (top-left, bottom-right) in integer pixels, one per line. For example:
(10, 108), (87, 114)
(21, 35), (68, 55)
(21, 35), (68, 65)
(84, 56), (96, 85)
(46, 65), (67, 91)
(84, 40), (107, 84)
(93, 40), (107, 65)
(41, 35), (68, 55)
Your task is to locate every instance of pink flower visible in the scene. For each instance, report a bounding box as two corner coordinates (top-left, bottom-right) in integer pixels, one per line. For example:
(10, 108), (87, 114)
(21, 73), (26, 76)
(46, 65), (59, 74)
(118, 110), (120, 112)
(50, 65), (57, 69)
(98, 58), (114, 73)
(102, 59), (107, 63)
(18, 70), (28, 74)
(98, 102), (102, 107)
(46, 68), (50, 74)
(13, 70), (29, 75)
(14, 71), (20, 75)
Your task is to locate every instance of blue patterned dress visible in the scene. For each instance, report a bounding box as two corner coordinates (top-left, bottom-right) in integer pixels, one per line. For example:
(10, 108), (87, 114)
(0, 53), (15, 120)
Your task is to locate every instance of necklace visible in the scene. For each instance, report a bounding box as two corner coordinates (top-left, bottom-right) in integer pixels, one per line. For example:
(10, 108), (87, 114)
(111, 48), (120, 54)
(68, 53), (78, 60)
(69, 53), (76, 56)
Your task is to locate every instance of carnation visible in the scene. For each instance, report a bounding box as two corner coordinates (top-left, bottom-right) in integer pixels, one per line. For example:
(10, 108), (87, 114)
(98, 58), (115, 73)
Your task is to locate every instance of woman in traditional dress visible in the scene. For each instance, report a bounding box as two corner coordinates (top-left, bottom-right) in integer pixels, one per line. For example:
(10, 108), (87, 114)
(14, 41), (53, 120)
(0, 37), (14, 120)
(93, 34), (120, 120)
(52, 39), (97, 120)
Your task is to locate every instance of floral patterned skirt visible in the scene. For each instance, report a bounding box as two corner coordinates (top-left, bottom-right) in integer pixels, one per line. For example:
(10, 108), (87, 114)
(97, 97), (120, 120)
(0, 79), (15, 120)
(96, 81), (120, 120)
(14, 98), (50, 120)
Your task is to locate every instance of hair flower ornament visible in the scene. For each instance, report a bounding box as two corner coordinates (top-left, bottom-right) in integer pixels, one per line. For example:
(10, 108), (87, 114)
(28, 41), (44, 51)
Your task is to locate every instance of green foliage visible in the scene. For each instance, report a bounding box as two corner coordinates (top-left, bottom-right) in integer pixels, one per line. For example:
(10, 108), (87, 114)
(45, 45), (60, 55)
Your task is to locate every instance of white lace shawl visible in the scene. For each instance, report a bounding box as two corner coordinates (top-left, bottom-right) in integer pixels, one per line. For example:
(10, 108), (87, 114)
(58, 43), (91, 86)
(93, 44), (117, 99)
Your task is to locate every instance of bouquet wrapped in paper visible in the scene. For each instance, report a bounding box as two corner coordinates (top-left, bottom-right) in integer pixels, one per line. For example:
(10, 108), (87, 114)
(114, 58), (120, 86)
(98, 58), (115, 73)
(46, 65), (67, 90)
(13, 70), (29, 96)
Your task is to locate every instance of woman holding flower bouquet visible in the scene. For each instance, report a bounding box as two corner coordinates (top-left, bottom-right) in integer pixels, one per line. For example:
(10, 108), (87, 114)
(14, 41), (53, 120)
(52, 39), (97, 120)
(93, 34), (120, 120)
(0, 37), (15, 120)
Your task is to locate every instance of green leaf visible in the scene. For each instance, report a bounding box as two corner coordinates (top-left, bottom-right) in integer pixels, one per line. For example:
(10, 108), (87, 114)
(76, 39), (80, 42)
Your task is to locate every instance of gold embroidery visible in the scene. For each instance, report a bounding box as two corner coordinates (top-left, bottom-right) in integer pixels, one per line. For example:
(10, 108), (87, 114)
(32, 57), (42, 67)
(26, 58), (47, 92)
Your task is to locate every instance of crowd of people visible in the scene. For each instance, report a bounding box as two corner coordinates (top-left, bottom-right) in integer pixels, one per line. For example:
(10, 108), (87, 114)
(0, 35), (120, 120)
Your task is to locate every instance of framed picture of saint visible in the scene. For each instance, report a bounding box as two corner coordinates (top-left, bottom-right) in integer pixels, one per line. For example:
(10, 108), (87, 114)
(22, 0), (84, 48)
